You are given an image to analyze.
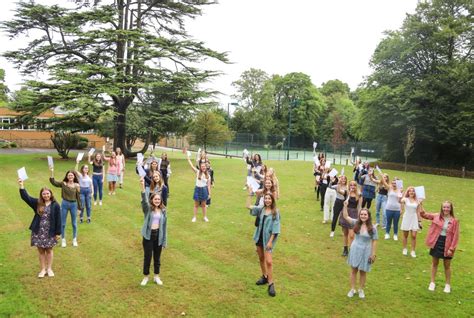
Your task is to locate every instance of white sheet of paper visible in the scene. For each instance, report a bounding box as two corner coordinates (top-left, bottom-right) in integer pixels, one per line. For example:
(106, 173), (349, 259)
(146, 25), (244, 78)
(329, 168), (338, 178)
(17, 167), (28, 181)
(396, 180), (403, 189)
(351, 147), (355, 154)
(76, 152), (85, 162)
(137, 165), (147, 177)
(243, 149), (249, 157)
(414, 186), (425, 200)
(47, 156), (54, 168)
(313, 156), (320, 166)
(325, 161), (331, 169)
(186, 150), (191, 158)
(88, 148), (95, 156)
(246, 176), (260, 192)
(144, 163), (149, 170)
(313, 141), (317, 150)
(137, 153), (144, 164)
(376, 165), (382, 174)
(341, 167), (345, 176)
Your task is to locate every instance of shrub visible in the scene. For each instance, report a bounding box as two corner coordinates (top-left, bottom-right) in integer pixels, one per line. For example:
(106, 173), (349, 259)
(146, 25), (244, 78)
(10, 142), (17, 148)
(51, 132), (80, 159)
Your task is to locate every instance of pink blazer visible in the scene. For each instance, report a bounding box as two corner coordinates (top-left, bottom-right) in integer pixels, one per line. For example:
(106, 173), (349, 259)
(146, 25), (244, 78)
(421, 211), (460, 257)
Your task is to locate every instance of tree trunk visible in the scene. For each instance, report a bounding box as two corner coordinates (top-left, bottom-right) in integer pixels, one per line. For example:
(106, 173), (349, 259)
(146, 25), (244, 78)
(404, 156), (408, 172)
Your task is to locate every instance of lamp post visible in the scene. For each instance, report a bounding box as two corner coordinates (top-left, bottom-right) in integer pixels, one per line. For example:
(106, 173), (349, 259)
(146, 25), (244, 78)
(287, 99), (299, 161)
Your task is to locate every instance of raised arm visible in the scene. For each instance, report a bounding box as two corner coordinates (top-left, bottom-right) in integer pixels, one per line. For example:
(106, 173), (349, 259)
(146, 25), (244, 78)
(419, 205), (435, 220)
(140, 178), (150, 215)
(186, 156), (198, 173)
(342, 200), (356, 223)
(49, 167), (62, 188)
(18, 179), (38, 210)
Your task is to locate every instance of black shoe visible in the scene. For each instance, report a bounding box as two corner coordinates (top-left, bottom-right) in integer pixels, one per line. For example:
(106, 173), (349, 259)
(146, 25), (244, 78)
(268, 283), (276, 297)
(87, 218), (91, 224)
(342, 248), (348, 257)
(80, 218), (83, 224)
(256, 275), (268, 285)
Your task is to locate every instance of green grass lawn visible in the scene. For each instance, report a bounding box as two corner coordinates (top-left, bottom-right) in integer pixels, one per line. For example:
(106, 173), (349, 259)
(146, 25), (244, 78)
(0, 151), (472, 317)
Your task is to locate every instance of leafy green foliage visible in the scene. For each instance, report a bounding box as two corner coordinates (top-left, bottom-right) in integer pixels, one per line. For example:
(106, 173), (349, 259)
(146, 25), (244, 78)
(2, 0), (228, 156)
(50, 132), (81, 159)
(357, 0), (474, 168)
(189, 110), (233, 150)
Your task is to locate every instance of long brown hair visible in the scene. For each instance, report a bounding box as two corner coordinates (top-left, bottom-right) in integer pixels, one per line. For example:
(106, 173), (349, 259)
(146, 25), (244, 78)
(62, 170), (79, 183)
(37, 187), (56, 216)
(150, 171), (163, 192)
(149, 192), (165, 210)
(197, 162), (209, 181)
(440, 201), (455, 219)
(353, 208), (375, 237)
(263, 193), (278, 220)
(93, 153), (103, 166)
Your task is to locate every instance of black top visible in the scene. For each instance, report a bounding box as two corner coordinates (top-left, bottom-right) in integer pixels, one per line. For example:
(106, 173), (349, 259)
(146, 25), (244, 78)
(348, 196), (358, 209)
(92, 162), (103, 174)
(378, 187), (388, 195)
(20, 188), (61, 237)
(160, 159), (169, 170)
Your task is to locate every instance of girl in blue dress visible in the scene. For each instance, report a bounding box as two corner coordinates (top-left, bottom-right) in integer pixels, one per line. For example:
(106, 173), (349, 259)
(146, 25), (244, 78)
(341, 201), (378, 299)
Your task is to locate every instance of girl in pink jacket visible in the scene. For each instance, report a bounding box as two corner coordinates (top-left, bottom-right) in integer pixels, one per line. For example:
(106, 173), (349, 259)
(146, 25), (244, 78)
(420, 201), (460, 293)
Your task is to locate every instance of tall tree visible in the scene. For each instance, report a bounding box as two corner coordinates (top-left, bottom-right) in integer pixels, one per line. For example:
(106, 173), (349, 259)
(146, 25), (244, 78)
(2, 0), (227, 156)
(356, 0), (473, 168)
(0, 69), (8, 104)
(189, 110), (233, 151)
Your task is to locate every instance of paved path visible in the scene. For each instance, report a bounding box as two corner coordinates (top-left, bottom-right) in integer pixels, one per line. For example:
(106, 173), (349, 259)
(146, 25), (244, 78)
(0, 148), (55, 154)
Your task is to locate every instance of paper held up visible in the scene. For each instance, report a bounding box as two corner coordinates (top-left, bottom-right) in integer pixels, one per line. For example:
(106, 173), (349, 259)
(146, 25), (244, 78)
(395, 180), (403, 189)
(88, 148), (95, 156)
(243, 149), (249, 157)
(137, 165), (147, 177)
(376, 165), (383, 174)
(47, 156), (54, 168)
(325, 161), (331, 169)
(328, 168), (338, 178)
(76, 152), (85, 162)
(17, 167), (28, 181)
(351, 147), (355, 154)
(137, 153), (144, 164)
(341, 167), (345, 176)
(246, 176), (260, 193)
(313, 141), (318, 150)
(414, 186), (426, 200)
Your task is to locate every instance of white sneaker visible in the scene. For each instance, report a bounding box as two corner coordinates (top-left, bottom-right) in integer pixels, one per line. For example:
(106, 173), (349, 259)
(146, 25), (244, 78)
(347, 289), (357, 298)
(140, 277), (149, 286)
(329, 231), (335, 238)
(402, 248), (408, 255)
(358, 289), (365, 299)
(393, 235), (398, 241)
(72, 238), (78, 247)
(410, 250), (417, 258)
(384, 233), (390, 240)
(99, 201), (102, 206)
(61, 238), (67, 248)
(203, 217), (209, 222)
(47, 269), (55, 277)
(38, 270), (46, 278)
(94, 201), (97, 206)
(191, 217), (197, 223)
(322, 220), (327, 224)
(154, 276), (163, 285)
(428, 282), (436, 291)
(443, 284), (451, 293)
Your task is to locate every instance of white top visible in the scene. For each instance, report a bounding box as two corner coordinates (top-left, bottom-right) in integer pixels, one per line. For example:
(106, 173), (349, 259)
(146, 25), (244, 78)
(400, 198), (419, 231)
(78, 174), (93, 188)
(441, 218), (450, 236)
(385, 190), (401, 211)
(195, 172), (208, 187)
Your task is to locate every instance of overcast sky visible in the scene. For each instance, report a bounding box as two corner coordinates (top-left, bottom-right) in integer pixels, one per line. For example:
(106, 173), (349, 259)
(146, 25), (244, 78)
(0, 0), (419, 110)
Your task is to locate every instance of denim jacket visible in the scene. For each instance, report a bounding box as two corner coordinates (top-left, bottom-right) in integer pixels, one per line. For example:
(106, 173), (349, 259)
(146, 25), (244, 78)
(250, 206), (281, 249)
(141, 192), (167, 247)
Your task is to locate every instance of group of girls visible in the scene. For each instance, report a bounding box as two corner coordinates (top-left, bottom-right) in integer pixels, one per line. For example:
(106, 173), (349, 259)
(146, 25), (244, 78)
(312, 157), (460, 297)
(244, 152), (281, 297)
(18, 147), (127, 276)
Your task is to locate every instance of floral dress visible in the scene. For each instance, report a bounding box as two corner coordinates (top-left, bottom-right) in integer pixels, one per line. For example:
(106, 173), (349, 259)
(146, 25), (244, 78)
(31, 205), (57, 249)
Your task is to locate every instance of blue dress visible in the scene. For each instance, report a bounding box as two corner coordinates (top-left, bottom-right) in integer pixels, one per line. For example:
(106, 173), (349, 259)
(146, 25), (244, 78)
(347, 219), (378, 272)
